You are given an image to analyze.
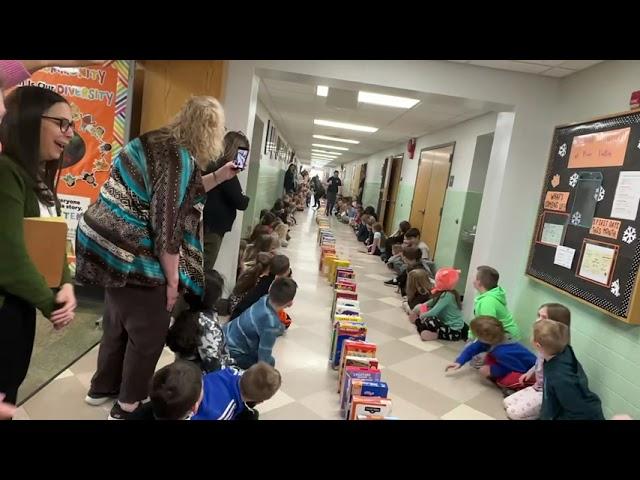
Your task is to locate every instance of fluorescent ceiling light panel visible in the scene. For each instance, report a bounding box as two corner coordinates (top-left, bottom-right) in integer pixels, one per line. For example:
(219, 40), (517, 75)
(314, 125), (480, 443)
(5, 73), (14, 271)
(357, 91), (420, 109)
(314, 119), (378, 133)
(312, 134), (359, 144)
(312, 149), (341, 156)
(316, 85), (329, 97)
(311, 143), (349, 151)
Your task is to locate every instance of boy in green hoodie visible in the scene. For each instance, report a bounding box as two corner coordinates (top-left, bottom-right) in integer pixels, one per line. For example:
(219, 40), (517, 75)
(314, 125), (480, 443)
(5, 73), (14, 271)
(472, 266), (521, 340)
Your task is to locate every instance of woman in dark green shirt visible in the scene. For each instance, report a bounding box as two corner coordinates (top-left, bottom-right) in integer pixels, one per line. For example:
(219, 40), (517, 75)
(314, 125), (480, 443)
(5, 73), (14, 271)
(0, 86), (77, 406)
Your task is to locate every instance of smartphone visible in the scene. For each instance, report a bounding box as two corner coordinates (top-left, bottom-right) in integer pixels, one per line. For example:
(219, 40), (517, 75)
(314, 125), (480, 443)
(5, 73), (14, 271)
(233, 147), (249, 170)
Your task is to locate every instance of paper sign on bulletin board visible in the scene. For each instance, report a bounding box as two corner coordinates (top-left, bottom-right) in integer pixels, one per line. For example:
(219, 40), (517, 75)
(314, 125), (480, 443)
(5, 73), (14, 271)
(526, 110), (640, 324)
(568, 128), (630, 168)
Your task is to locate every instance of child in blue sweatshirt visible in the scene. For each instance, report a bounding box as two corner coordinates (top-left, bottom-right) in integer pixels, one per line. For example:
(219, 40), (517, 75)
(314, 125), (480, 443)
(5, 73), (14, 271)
(224, 277), (297, 369)
(446, 316), (536, 392)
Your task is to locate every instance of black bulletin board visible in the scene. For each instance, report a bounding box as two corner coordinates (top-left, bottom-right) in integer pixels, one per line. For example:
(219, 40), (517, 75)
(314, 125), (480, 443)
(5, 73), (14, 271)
(526, 110), (640, 324)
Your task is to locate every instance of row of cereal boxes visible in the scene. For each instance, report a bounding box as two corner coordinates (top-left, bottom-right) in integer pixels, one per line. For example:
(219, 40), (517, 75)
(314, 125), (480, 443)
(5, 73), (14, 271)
(316, 213), (396, 420)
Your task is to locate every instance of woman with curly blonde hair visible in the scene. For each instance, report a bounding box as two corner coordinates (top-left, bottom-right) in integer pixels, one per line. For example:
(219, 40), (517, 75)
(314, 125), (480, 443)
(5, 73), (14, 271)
(75, 95), (238, 420)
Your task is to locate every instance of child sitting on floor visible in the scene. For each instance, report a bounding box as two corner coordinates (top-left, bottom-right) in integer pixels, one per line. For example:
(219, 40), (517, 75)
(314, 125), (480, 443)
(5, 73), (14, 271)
(167, 270), (233, 373)
(193, 362), (281, 421)
(367, 222), (386, 256)
(446, 316), (536, 392)
(230, 254), (292, 320)
(472, 265), (521, 340)
(403, 268), (432, 313)
(243, 234), (277, 267)
(386, 244), (405, 275)
(534, 319), (604, 420)
(504, 303), (571, 420)
(229, 253), (271, 315)
(409, 268), (467, 341)
(133, 360), (281, 421)
(224, 277), (298, 369)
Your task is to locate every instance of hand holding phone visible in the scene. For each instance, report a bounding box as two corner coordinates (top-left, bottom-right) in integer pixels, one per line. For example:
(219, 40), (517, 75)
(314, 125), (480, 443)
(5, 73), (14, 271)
(233, 147), (249, 170)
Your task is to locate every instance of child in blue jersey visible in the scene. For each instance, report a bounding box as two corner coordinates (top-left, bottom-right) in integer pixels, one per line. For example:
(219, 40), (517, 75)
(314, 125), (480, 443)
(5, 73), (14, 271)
(192, 361), (281, 421)
(132, 360), (281, 420)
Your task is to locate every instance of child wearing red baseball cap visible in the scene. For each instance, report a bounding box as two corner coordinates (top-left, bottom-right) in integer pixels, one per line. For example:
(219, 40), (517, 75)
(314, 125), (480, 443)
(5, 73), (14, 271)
(409, 267), (468, 341)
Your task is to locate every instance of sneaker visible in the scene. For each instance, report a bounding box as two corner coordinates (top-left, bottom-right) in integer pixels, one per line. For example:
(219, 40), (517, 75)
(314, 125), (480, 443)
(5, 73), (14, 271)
(85, 391), (119, 406)
(108, 401), (143, 420)
(384, 278), (398, 286)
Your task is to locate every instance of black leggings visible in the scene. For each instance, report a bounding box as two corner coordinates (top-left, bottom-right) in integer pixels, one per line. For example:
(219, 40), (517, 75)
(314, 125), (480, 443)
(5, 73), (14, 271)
(0, 295), (37, 405)
(416, 317), (469, 341)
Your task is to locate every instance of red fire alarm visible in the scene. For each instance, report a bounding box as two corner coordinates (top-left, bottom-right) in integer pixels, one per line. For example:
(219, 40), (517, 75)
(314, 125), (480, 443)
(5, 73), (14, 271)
(631, 90), (640, 110)
(407, 138), (417, 159)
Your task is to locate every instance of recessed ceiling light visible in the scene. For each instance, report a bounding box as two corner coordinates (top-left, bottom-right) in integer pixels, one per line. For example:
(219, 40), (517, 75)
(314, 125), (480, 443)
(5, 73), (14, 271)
(314, 119), (378, 133)
(312, 154), (338, 159)
(312, 134), (360, 144)
(312, 149), (342, 156)
(311, 143), (349, 151)
(357, 91), (420, 109)
(316, 85), (329, 97)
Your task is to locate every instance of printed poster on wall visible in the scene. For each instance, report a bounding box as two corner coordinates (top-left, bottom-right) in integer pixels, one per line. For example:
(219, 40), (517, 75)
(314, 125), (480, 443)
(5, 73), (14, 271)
(19, 61), (131, 260)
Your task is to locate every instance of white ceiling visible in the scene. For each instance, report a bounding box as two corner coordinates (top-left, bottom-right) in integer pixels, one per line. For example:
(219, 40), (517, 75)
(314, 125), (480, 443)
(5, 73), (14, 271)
(258, 77), (507, 166)
(448, 60), (603, 77)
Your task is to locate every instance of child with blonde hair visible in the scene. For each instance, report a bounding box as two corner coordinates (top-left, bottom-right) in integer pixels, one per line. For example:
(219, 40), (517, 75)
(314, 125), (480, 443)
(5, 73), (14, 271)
(446, 316), (536, 391)
(534, 319), (604, 420)
(504, 303), (571, 420)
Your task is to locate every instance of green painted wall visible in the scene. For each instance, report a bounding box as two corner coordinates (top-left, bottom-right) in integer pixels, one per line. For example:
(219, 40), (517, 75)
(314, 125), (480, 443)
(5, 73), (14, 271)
(391, 183), (415, 233)
(434, 190), (465, 271)
(242, 160), (285, 237)
(362, 182), (381, 211)
(453, 191), (483, 290)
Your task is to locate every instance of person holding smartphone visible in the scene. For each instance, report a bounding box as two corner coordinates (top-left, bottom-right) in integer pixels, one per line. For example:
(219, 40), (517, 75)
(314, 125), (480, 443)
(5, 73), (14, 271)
(202, 131), (251, 270)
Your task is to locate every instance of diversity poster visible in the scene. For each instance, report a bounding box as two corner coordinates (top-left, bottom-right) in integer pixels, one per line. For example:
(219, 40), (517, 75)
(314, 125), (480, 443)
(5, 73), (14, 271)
(19, 61), (131, 259)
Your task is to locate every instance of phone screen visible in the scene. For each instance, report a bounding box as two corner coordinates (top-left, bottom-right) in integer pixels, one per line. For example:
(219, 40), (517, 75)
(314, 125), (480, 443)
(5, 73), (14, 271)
(234, 148), (249, 170)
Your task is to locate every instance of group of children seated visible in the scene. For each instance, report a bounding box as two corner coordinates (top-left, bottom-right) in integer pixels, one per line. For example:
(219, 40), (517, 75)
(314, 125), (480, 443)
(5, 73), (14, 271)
(133, 190), (311, 420)
(333, 203), (609, 420)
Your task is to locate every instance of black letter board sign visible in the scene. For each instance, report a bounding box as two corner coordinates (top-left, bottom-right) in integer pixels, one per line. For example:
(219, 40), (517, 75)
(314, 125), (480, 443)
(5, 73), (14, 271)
(526, 110), (640, 324)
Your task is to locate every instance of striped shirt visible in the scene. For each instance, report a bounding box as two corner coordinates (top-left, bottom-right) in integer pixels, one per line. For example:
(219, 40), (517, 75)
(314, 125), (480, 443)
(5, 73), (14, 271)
(75, 129), (206, 296)
(223, 295), (285, 367)
(191, 367), (245, 420)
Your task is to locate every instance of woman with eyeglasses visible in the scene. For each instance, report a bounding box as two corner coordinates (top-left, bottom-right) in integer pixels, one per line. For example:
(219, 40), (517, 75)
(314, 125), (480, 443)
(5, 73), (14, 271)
(202, 131), (251, 270)
(74, 96), (239, 420)
(0, 86), (78, 410)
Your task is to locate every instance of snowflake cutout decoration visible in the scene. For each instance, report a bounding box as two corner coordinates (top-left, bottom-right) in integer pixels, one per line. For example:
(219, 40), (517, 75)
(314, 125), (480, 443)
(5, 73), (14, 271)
(611, 279), (620, 297)
(569, 173), (579, 188)
(637, 139), (640, 150)
(558, 143), (567, 157)
(594, 186), (605, 202)
(571, 212), (582, 226)
(622, 226), (636, 244)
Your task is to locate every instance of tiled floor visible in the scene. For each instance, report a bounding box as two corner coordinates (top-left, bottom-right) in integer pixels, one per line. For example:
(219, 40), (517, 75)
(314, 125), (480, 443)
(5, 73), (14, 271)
(16, 208), (508, 420)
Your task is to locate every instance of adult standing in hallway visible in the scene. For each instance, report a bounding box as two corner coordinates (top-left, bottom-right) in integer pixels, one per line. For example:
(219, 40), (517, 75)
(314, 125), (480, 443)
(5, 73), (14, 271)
(325, 170), (342, 215)
(0, 86), (78, 408)
(202, 131), (250, 270)
(311, 174), (325, 209)
(75, 96), (238, 420)
(284, 162), (297, 195)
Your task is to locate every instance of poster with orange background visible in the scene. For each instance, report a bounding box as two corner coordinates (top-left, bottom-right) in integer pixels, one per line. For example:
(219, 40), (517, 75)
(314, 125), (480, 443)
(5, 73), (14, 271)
(17, 61), (131, 262)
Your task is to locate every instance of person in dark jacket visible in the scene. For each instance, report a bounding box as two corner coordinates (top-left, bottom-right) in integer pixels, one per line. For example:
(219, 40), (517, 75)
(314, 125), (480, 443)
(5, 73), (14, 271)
(230, 254), (291, 320)
(284, 163), (297, 195)
(203, 132), (251, 270)
(534, 319), (604, 420)
(382, 220), (411, 262)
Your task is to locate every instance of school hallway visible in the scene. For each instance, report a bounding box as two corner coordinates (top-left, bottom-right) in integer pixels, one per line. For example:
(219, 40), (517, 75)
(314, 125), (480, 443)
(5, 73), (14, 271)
(13, 207), (508, 420)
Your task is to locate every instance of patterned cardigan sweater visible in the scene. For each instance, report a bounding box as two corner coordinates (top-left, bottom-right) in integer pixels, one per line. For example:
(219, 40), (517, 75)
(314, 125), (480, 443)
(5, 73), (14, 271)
(75, 129), (206, 296)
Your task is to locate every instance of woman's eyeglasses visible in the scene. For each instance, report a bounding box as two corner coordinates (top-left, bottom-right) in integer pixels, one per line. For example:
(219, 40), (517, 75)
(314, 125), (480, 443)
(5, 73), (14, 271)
(42, 116), (75, 133)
